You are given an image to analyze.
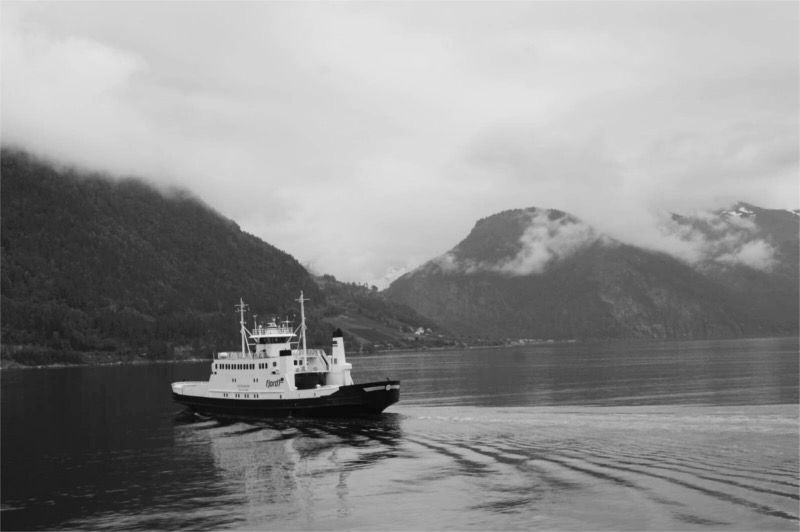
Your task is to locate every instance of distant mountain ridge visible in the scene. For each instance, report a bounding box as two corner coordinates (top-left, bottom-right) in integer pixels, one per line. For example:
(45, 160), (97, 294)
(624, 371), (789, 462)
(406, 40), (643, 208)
(2, 147), (796, 365)
(386, 204), (799, 340)
(0, 149), (451, 365)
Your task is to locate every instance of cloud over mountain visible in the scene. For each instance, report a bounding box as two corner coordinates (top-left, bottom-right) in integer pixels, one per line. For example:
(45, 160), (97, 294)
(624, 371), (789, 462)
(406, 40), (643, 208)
(659, 205), (782, 271)
(2, 2), (797, 282)
(434, 209), (604, 276)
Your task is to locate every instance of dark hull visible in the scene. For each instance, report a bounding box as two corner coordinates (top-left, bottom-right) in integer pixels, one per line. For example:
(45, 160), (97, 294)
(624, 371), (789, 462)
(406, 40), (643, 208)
(172, 381), (400, 419)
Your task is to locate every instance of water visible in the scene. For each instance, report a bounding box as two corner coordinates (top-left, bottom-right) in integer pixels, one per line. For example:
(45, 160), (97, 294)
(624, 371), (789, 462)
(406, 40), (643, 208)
(2, 337), (798, 530)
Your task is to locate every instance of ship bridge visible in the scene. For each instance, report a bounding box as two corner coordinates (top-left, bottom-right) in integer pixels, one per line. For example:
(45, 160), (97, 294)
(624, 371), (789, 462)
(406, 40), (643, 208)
(250, 321), (295, 344)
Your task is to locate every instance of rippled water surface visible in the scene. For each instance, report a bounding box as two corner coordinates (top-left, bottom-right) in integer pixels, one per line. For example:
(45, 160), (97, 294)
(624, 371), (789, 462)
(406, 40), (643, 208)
(2, 337), (798, 530)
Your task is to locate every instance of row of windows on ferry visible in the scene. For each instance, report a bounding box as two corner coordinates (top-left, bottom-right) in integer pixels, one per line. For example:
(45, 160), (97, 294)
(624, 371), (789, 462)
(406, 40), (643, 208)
(215, 360), (320, 370)
(216, 362), (276, 370)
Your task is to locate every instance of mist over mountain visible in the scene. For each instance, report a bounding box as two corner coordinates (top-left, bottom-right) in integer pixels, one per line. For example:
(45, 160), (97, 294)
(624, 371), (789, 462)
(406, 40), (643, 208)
(0, 149), (448, 365)
(385, 205), (799, 340)
(2, 147), (796, 364)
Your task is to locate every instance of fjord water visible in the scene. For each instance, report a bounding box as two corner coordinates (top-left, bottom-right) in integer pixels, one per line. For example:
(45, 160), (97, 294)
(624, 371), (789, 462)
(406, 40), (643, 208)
(2, 338), (797, 530)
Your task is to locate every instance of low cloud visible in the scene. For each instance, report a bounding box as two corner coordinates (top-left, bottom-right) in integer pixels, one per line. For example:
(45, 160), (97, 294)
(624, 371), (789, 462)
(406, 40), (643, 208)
(494, 212), (601, 275)
(433, 210), (603, 276)
(716, 240), (776, 270)
(1, 2), (796, 283)
(656, 210), (777, 271)
(428, 206), (778, 276)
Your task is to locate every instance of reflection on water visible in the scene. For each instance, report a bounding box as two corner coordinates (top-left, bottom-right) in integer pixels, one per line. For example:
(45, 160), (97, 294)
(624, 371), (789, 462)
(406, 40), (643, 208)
(1, 337), (798, 530)
(174, 413), (404, 529)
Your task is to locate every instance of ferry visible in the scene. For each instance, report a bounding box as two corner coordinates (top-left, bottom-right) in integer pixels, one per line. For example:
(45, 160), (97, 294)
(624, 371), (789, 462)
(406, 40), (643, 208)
(171, 293), (400, 418)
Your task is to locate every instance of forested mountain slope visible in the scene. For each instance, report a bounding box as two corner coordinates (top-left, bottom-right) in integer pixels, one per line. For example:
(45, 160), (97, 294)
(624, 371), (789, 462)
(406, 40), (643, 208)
(1, 149), (447, 365)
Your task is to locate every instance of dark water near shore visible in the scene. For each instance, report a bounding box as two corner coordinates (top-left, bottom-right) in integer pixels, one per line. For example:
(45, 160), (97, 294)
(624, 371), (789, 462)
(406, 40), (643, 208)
(2, 337), (798, 530)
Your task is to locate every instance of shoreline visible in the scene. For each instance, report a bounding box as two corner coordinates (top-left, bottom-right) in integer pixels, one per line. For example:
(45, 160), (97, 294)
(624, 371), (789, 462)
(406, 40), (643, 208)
(3, 335), (796, 370)
(0, 357), (212, 371)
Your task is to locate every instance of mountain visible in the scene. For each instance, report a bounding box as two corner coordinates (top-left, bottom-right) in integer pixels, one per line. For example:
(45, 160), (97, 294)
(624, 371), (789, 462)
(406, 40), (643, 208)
(0, 149), (449, 366)
(385, 206), (799, 340)
(313, 275), (457, 352)
(667, 202), (799, 333)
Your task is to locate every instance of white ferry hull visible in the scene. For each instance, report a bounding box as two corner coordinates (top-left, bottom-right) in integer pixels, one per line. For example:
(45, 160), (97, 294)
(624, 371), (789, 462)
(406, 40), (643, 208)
(172, 380), (400, 418)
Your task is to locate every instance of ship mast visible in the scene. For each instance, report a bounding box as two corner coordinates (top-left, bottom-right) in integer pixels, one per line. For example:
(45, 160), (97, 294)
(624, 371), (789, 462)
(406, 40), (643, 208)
(235, 298), (249, 356)
(297, 291), (309, 365)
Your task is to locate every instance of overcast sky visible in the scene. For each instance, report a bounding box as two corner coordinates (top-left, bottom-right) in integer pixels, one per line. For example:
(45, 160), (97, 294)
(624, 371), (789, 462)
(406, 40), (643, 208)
(2, 1), (798, 284)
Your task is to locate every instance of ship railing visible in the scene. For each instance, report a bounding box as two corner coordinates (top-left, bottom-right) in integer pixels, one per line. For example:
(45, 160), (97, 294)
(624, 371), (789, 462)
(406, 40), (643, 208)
(251, 325), (295, 336)
(215, 351), (264, 360)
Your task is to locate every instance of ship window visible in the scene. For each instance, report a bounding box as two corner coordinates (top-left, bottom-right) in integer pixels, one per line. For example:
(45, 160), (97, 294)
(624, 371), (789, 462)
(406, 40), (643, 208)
(273, 361), (277, 367)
